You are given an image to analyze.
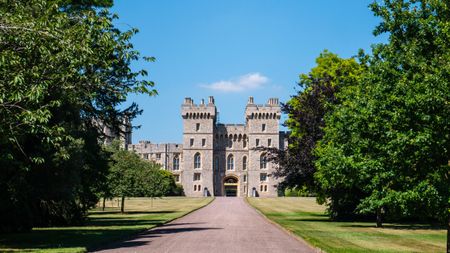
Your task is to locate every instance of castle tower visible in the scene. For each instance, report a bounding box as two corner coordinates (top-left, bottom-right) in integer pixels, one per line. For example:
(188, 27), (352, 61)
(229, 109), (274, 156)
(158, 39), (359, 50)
(181, 96), (216, 196)
(245, 97), (281, 197)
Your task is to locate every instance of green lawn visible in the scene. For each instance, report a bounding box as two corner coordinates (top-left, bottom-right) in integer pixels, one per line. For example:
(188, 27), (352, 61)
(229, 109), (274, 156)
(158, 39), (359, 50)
(0, 197), (213, 253)
(247, 197), (446, 253)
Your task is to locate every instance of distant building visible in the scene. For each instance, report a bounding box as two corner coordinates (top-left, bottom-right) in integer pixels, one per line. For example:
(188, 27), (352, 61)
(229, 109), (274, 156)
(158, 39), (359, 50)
(96, 117), (132, 149)
(128, 96), (287, 197)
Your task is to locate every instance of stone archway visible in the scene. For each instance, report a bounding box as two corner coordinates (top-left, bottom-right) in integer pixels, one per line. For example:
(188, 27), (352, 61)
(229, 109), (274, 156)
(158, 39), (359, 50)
(223, 175), (239, 197)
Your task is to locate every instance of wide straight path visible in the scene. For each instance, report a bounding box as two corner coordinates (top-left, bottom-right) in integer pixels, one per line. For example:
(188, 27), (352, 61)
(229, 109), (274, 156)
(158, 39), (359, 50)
(94, 197), (316, 253)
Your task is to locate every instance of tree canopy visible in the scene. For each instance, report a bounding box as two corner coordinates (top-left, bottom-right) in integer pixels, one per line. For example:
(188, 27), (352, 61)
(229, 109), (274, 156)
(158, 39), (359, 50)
(106, 141), (177, 212)
(315, 0), (450, 229)
(0, 0), (155, 231)
(265, 51), (364, 192)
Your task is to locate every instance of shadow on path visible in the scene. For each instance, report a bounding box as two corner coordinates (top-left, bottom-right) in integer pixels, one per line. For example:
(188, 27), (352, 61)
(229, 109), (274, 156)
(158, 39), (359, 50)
(93, 225), (222, 252)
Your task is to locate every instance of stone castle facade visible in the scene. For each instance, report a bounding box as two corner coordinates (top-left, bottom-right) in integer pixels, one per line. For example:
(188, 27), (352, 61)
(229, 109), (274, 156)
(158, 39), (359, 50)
(128, 96), (287, 197)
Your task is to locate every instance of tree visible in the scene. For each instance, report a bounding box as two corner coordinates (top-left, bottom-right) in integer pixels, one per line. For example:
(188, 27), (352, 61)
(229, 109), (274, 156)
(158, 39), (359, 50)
(316, 1), (450, 239)
(0, 0), (156, 231)
(106, 141), (175, 212)
(140, 169), (176, 208)
(265, 51), (364, 196)
(107, 143), (145, 213)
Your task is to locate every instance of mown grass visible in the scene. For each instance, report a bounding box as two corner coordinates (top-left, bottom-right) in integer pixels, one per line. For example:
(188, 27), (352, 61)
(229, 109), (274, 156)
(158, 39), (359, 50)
(247, 197), (446, 253)
(0, 197), (213, 253)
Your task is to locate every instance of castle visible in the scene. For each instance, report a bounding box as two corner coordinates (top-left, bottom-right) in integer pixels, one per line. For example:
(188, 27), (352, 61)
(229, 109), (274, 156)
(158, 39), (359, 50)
(128, 96), (287, 197)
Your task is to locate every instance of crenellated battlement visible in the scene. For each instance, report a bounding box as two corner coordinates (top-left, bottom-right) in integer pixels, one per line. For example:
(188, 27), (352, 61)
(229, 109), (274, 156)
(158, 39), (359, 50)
(182, 96), (217, 120)
(245, 97), (281, 120)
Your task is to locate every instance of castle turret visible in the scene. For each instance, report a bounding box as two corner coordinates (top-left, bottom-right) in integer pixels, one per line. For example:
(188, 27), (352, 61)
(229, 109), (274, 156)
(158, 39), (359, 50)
(181, 97), (217, 196)
(245, 97), (281, 197)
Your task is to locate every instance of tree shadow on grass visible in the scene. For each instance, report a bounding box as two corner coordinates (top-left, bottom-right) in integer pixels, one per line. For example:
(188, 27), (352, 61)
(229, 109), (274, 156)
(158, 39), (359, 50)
(89, 210), (178, 215)
(342, 223), (445, 230)
(0, 227), (153, 251)
(87, 218), (167, 227)
(287, 212), (332, 222)
(284, 212), (446, 231)
(0, 215), (192, 251)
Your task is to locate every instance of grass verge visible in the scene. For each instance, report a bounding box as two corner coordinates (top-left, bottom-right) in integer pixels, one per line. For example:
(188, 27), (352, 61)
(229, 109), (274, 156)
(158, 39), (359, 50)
(247, 197), (446, 253)
(0, 197), (213, 253)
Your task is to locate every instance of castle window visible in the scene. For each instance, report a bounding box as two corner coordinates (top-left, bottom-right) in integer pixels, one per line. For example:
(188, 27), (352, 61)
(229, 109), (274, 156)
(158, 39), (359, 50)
(194, 153), (201, 169)
(264, 185), (268, 192)
(262, 124), (266, 132)
(260, 185), (264, 191)
(194, 173), (201, 181)
(256, 139), (260, 147)
(174, 174), (180, 182)
(260, 173), (267, 182)
(202, 138), (206, 147)
(143, 153), (149, 160)
(260, 154), (267, 169)
(243, 175), (247, 182)
(194, 185), (197, 191)
(243, 138), (247, 148)
(173, 155), (180, 170)
(190, 138), (194, 147)
(198, 185), (201, 191)
(268, 138), (272, 147)
(227, 154), (234, 170)
(242, 156), (247, 170)
(156, 153), (161, 159)
(196, 123), (200, 131)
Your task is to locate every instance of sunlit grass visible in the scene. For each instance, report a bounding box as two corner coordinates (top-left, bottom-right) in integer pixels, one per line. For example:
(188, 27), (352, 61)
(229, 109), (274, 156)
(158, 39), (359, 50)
(0, 197), (213, 253)
(247, 197), (446, 253)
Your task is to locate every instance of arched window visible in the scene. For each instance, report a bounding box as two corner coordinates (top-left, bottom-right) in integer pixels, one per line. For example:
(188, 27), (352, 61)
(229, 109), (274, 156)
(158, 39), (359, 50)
(194, 153), (201, 169)
(242, 156), (247, 170)
(173, 155), (180, 170)
(227, 154), (234, 170)
(260, 154), (267, 169)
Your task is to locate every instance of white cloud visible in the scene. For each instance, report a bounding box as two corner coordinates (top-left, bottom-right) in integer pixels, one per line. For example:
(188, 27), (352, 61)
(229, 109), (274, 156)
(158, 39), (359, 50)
(201, 72), (269, 92)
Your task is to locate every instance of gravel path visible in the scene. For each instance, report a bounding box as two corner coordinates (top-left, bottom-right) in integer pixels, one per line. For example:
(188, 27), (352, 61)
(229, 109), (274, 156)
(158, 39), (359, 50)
(93, 197), (316, 253)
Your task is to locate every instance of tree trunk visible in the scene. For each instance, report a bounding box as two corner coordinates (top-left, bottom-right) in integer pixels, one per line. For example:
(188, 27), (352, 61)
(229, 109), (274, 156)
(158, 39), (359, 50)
(102, 197), (106, 211)
(447, 211), (449, 253)
(376, 207), (383, 228)
(121, 196), (125, 213)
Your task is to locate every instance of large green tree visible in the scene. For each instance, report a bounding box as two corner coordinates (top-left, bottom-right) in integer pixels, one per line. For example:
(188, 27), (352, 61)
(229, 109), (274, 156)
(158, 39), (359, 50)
(0, 0), (155, 231)
(315, 1), (450, 243)
(264, 51), (364, 196)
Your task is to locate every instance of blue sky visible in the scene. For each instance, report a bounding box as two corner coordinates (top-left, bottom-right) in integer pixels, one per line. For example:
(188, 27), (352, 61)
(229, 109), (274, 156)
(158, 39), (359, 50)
(111, 0), (386, 143)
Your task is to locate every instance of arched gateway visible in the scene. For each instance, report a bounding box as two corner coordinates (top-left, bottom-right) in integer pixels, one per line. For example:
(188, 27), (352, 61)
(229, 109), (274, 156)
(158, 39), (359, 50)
(223, 176), (239, 197)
